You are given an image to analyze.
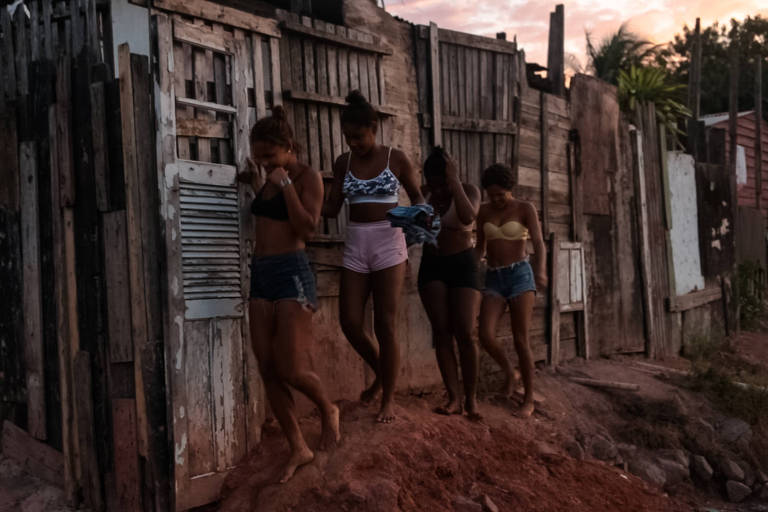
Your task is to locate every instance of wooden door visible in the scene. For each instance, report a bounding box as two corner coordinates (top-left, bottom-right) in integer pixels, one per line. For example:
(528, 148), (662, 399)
(153, 13), (279, 510)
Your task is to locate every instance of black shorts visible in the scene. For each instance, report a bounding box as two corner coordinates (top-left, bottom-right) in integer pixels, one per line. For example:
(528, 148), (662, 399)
(417, 248), (482, 290)
(249, 251), (318, 311)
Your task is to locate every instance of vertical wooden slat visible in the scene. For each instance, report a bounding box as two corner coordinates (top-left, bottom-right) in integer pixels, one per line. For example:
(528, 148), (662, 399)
(91, 82), (110, 212)
(631, 125), (655, 357)
(270, 37), (282, 106)
(546, 4), (565, 96)
(337, 26), (349, 98)
(687, 18), (702, 119)
(755, 58), (763, 211)
(211, 318), (246, 470)
(325, 24), (342, 161)
(118, 43), (149, 458)
(50, 61), (77, 506)
(186, 320), (215, 476)
(29, 0), (40, 62)
(288, 29), (308, 163)
(13, 6), (29, 99)
(194, 48), (214, 162)
(251, 35), (266, 118)
(74, 351), (103, 510)
(20, 141), (46, 441)
(43, 0), (53, 60)
(540, 92), (550, 235)
(300, 17), (320, 169)
(102, 212), (133, 363)
(1, 8), (16, 104)
(429, 22), (441, 147)
(112, 398), (141, 511)
(314, 21), (332, 173)
(548, 233), (560, 365)
(579, 246), (590, 359)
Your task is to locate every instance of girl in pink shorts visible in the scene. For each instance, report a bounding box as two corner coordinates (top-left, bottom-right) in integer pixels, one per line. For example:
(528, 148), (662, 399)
(323, 90), (425, 423)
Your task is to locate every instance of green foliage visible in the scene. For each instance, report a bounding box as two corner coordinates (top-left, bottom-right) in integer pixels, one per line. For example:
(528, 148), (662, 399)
(586, 23), (660, 85)
(660, 15), (768, 116)
(735, 261), (766, 329)
(687, 366), (768, 426)
(617, 65), (692, 145)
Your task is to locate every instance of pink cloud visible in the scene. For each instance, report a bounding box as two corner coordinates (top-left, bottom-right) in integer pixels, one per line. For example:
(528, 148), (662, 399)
(385, 0), (768, 66)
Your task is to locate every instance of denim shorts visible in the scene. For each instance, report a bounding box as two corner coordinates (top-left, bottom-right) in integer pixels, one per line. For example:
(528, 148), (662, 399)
(249, 251), (318, 311)
(484, 260), (536, 300)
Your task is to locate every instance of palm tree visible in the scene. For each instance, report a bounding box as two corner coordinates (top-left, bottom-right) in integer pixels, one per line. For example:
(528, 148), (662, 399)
(586, 23), (660, 85)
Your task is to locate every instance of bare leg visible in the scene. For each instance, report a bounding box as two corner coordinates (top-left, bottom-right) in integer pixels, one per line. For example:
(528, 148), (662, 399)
(509, 291), (536, 418)
(371, 262), (407, 423)
(273, 301), (340, 450)
(249, 300), (314, 483)
(478, 294), (515, 396)
(339, 269), (380, 402)
(450, 287), (482, 419)
(419, 281), (462, 415)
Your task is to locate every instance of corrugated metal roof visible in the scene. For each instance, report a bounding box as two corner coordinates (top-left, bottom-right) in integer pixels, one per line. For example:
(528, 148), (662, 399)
(700, 110), (755, 126)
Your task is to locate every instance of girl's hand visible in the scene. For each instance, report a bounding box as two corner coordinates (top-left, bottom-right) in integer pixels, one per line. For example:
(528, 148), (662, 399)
(267, 167), (290, 187)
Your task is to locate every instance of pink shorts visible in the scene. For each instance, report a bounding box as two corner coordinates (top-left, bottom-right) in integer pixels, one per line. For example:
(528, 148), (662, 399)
(343, 220), (408, 273)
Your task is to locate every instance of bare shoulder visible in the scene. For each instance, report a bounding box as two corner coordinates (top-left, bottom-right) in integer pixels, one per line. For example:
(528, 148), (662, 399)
(518, 200), (539, 220)
(298, 163), (322, 189)
(388, 147), (412, 169)
(462, 182), (480, 199)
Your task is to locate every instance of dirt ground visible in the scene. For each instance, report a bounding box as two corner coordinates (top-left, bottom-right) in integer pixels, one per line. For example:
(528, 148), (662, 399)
(2, 331), (767, 512)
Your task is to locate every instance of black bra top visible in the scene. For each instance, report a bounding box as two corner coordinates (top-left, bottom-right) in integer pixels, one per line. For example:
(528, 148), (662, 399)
(251, 184), (289, 220)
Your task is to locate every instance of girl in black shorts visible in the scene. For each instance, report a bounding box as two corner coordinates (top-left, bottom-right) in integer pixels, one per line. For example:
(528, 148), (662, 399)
(418, 148), (482, 419)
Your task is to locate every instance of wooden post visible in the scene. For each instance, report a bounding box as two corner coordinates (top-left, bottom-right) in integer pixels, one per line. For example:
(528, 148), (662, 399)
(118, 43), (149, 458)
(729, 33), (739, 203)
(540, 91), (550, 235)
(546, 4), (564, 96)
(631, 125), (656, 357)
(659, 125), (676, 296)
(19, 141), (46, 441)
(687, 18), (702, 119)
(548, 233), (560, 366)
(429, 22), (442, 147)
(756, 57), (763, 211)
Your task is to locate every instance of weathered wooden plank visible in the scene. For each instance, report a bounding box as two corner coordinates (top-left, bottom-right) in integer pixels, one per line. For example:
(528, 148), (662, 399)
(118, 44), (149, 458)
(755, 58), (763, 210)
(194, 48), (214, 161)
(176, 118), (230, 138)
(13, 6), (29, 98)
(417, 26), (517, 54)
(74, 351), (103, 510)
(270, 37), (282, 106)
(211, 318), (246, 470)
(2, 420), (63, 485)
(1, 8), (16, 104)
(174, 41), (191, 159)
(579, 245), (590, 359)
(546, 5), (565, 96)
(19, 141), (46, 441)
(174, 17), (234, 53)
(90, 82), (110, 212)
(420, 114), (517, 134)
(429, 22), (442, 147)
(548, 233), (560, 365)
(111, 398), (141, 511)
(667, 286), (722, 312)
(185, 319), (215, 476)
(540, 92), (550, 236)
(281, 20), (392, 55)
(281, 89), (397, 115)
(154, 0), (280, 37)
(102, 211), (133, 363)
(631, 125), (654, 357)
(176, 95), (237, 114)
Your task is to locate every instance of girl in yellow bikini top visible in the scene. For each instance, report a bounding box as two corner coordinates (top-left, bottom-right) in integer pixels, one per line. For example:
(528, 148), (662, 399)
(483, 219), (529, 241)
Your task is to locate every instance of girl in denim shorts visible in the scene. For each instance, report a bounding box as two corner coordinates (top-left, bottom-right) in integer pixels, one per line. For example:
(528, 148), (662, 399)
(475, 164), (548, 418)
(238, 106), (339, 483)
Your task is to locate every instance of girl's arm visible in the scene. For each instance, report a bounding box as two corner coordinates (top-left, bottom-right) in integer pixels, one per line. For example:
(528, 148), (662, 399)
(268, 167), (323, 240)
(322, 154), (347, 218)
(474, 204), (487, 262)
(392, 149), (426, 205)
(525, 202), (548, 289)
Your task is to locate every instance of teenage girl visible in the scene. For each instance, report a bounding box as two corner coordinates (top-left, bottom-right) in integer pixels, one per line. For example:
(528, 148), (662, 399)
(238, 106), (340, 482)
(418, 148), (482, 420)
(475, 164), (547, 418)
(323, 90), (425, 424)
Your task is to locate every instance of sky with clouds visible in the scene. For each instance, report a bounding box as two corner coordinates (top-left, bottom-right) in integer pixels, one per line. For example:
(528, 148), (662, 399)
(384, 0), (768, 69)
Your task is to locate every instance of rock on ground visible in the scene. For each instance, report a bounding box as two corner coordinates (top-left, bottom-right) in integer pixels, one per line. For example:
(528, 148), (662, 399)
(629, 457), (667, 488)
(726, 480), (752, 503)
(719, 458), (745, 482)
(690, 455), (714, 481)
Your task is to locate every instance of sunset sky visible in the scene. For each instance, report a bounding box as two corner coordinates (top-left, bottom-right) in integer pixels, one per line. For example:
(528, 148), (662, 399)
(384, 0), (768, 69)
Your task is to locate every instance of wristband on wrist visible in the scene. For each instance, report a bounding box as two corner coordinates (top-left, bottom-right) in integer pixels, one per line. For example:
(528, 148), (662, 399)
(280, 176), (292, 188)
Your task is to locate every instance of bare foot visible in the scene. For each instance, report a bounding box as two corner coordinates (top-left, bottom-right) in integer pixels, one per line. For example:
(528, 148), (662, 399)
(319, 404), (341, 450)
(360, 379), (381, 404)
(503, 369), (521, 398)
(518, 400), (535, 418)
(433, 398), (462, 416)
(279, 447), (314, 484)
(376, 401), (396, 424)
(465, 398), (482, 421)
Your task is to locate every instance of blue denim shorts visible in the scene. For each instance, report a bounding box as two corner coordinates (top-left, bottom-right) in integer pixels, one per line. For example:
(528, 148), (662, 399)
(484, 260), (536, 300)
(249, 251), (318, 311)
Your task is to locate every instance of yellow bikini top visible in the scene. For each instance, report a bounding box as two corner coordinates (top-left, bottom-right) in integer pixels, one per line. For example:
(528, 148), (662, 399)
(483, 220), (529, 241)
